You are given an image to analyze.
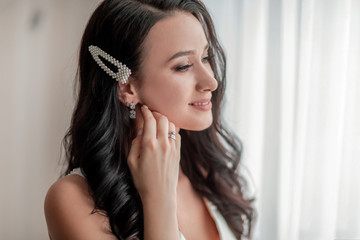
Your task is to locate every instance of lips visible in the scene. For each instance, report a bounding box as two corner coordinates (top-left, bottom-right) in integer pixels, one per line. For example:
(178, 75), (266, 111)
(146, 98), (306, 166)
(188, 98), (211, 106)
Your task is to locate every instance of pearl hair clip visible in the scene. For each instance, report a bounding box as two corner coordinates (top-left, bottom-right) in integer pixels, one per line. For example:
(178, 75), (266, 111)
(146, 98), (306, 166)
(88, 45), (132, 84)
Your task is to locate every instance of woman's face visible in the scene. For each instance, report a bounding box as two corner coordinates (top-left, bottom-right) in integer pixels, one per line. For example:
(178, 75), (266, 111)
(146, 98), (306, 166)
(136, 11), (218, 131)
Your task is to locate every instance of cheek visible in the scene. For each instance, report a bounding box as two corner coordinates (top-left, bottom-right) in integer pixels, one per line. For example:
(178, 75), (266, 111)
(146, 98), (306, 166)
(141, 75), (190, 111)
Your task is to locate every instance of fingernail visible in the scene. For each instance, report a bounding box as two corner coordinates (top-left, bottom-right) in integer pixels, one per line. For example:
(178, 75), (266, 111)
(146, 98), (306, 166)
(142, 104), (148, 109)
(137, 128), (143, 136)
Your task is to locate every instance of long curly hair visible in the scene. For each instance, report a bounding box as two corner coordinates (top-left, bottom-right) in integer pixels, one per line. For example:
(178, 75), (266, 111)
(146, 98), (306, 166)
(63, 0), (256, 239)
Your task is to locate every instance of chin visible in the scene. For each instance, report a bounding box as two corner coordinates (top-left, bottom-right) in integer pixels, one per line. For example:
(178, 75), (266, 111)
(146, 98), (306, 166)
(179, 118), (213, 131)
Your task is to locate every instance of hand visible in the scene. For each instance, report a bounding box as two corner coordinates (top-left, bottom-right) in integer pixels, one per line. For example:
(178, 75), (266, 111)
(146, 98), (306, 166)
(127, 105), (181, 204)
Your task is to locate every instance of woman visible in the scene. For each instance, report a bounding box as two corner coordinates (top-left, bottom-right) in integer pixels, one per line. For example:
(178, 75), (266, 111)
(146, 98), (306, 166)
(44, 0), (256, 239)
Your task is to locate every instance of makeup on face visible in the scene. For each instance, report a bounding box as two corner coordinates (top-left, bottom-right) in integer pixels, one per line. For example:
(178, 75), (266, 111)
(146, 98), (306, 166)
(137, 12), (216, 130)
(168, 44), (214, 73)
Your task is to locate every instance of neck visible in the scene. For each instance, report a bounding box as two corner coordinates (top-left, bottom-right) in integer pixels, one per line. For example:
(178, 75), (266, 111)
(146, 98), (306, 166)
(178, 164), (186, 181)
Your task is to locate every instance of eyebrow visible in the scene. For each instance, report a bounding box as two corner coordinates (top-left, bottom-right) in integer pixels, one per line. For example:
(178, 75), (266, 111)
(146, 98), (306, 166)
(167, 44), (209, 62)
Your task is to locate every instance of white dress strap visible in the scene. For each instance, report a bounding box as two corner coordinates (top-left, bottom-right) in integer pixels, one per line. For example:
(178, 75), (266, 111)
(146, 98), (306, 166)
(68, 167), (85, 178)
(179, 231), (186, 240)
(178, 198), (237, 240)
(204, 199), (237, 240)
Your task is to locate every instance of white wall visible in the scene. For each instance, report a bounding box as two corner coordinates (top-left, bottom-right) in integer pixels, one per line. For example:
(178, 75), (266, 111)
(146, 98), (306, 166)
(0, 1), (101, 239)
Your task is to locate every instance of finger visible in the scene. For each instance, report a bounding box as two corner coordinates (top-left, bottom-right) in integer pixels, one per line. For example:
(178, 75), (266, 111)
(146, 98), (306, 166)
(175, 132), (181, 162)
(140, 105), (156, 141)
(152, 112), (169, 141)
(168, 122), (176, 144)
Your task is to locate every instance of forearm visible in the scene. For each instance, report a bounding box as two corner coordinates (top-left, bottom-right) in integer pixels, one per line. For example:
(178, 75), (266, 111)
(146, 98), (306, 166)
(142, 197), (180, 240)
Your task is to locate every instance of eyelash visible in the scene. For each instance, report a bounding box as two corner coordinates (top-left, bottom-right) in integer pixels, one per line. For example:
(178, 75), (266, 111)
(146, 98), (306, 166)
(175, 55), (215, 72)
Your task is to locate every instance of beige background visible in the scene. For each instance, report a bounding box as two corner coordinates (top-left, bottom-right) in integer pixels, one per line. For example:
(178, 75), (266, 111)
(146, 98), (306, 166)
(0, 0), (101, 239)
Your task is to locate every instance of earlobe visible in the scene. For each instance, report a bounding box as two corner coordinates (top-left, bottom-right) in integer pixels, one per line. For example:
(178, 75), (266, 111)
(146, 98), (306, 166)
(117, 77), (140, 105)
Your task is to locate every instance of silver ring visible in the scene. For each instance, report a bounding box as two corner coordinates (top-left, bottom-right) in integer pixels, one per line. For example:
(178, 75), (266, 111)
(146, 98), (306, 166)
(168, 132), (176, 140)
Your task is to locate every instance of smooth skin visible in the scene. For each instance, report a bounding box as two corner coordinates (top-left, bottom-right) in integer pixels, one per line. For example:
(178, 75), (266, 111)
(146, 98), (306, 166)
(128, 105), (181, 240)
(45, 11), (219, 240)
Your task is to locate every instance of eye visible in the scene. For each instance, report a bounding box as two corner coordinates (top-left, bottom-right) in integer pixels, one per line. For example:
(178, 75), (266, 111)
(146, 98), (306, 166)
(202, 54), (215, 63)
(175, 64), (194, 72)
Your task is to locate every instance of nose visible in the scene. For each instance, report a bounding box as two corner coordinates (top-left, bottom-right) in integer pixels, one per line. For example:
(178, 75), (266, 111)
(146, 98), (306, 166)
(195, 63), (218, 92)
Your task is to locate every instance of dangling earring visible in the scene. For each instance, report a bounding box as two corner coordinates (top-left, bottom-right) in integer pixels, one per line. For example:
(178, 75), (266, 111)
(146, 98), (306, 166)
(128, 102), (136, 119)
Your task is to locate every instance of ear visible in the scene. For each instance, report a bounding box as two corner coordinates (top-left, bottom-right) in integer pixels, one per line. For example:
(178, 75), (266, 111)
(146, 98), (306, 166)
(117, 76), (141, 106)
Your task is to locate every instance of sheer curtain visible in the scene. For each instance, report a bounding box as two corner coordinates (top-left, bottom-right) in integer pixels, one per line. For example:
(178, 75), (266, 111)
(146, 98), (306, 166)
(203, 0), (360, 239)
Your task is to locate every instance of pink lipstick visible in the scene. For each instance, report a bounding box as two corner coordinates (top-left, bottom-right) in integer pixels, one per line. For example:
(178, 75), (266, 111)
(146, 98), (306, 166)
(189, 99), (212, 111)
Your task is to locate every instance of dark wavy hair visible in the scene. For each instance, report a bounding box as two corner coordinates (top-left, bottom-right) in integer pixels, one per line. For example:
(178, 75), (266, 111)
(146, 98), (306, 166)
(63, 0), (256, 239)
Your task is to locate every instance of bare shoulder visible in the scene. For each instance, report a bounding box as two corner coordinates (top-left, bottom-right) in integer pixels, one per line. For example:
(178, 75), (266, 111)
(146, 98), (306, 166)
(44, 174), (117, 240)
